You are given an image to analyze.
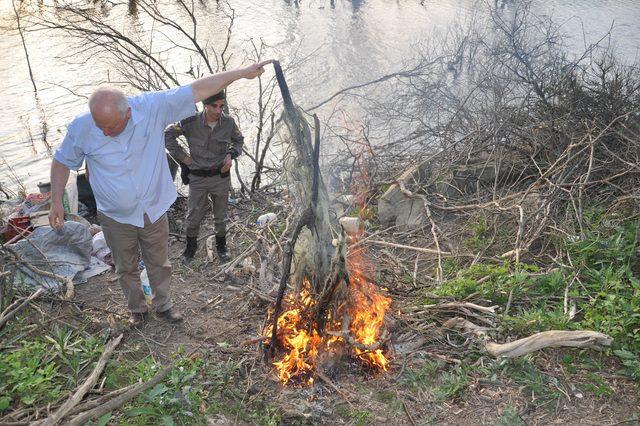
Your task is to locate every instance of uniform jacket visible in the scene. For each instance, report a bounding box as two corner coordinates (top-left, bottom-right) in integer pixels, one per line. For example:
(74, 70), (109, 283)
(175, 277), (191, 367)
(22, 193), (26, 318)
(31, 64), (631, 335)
(164, 111), (244, 170)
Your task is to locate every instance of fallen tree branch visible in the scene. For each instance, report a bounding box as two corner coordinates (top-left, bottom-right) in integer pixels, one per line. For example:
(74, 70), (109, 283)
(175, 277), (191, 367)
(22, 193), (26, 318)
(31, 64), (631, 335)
(37, 334), (124, 426)
(67, 364), (173, 426)
(212, 240), (259, 279)
(486, 330), (613, 358)
(64, 383), (138, 417)
(412, 302), (497, 315)
(307, 66), (425, 111)
(397, 178), (447, 281)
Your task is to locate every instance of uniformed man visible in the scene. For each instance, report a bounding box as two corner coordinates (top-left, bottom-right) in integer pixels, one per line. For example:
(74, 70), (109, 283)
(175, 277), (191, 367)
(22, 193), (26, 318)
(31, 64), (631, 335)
(164, 91), (243, 264)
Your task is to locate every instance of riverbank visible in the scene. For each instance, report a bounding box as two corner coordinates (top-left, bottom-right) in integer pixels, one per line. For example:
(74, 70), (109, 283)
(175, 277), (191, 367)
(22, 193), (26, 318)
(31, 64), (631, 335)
(1, 187), (639, 424)
(2, 2), (640, 423)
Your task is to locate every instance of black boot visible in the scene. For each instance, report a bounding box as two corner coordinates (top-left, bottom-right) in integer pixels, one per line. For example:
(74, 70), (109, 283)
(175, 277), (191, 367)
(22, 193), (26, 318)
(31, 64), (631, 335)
(182, 236), (197, 264)
(216, 236), (231, 263)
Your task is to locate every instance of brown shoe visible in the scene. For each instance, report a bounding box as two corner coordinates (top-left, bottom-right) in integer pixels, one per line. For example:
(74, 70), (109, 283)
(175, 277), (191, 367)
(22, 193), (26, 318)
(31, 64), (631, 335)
(128, 312), (147, 327)
(157, 308), (183, 323)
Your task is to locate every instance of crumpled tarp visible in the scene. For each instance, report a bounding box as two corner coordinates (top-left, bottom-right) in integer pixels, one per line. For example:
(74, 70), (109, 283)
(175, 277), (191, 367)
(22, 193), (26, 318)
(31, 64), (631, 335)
(11, 221), (110, 292)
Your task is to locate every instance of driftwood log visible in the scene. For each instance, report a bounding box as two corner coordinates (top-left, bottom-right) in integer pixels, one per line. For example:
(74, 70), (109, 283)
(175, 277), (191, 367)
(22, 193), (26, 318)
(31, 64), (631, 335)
(485, 330), (613, 358)
(442, 314), (613, 358)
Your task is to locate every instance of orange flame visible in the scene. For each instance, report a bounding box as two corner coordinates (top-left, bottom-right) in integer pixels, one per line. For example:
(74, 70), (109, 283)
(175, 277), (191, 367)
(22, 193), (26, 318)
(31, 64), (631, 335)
(349, 265), (392, 371)
(265, 253), (391, 385)
(267, 280), (336, 385)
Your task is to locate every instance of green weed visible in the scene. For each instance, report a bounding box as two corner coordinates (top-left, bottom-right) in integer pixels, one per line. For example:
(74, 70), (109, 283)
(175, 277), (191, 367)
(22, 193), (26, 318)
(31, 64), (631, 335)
(0, 324), (105, 413)
(400, 362), (471, 402)
(613, 350), (640, 382)
(398, 360), (442, 391)
(375, 390), (402, 412)
(493, 405), (524, 426)
(429, 263), (535, 304)
(336, 406), (373, 426)
(434, 367), (470, 402)
(580, 373), (613, 397)
(463, 217), (492, 253)
(500, 359), (561, 403)
(566, 222), (640, 378)
(501, 306), (572, 336)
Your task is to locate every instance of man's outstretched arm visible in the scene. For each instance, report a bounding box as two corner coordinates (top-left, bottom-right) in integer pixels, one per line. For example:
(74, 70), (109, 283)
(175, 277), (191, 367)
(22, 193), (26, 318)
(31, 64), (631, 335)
(190, 60), (273, 103)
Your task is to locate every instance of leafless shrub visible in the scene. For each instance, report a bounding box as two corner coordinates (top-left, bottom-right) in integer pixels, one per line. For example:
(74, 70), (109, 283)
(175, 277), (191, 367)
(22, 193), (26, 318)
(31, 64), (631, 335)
(317, 1), (640, 270)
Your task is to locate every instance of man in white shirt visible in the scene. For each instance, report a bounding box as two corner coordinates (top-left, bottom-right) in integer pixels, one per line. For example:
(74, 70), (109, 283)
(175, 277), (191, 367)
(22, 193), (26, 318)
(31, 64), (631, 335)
(49, 61), (271, 326)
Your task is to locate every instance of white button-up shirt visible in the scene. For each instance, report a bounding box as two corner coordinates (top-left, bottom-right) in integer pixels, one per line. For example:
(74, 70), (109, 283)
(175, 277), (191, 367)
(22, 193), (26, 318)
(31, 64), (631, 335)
(54, 85), (196, 227)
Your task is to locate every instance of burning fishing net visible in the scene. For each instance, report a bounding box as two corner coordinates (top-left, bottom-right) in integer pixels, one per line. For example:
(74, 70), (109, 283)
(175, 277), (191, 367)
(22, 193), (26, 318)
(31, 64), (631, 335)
(264, 61), (392, 385)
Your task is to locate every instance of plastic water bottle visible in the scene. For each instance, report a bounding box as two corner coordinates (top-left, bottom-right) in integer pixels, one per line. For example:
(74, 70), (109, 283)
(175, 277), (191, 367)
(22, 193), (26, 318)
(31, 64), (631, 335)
(140, 268), (153, 306)
(256, 212), (277, 228)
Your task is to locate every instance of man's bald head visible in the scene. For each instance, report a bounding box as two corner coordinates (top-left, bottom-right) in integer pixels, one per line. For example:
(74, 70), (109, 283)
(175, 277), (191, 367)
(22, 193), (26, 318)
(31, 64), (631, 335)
(88, 87), (131, 137)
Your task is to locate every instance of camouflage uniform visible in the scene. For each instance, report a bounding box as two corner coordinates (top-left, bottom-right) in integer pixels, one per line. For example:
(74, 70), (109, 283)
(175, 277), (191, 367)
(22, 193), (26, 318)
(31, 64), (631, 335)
(165, 111), (243, 241)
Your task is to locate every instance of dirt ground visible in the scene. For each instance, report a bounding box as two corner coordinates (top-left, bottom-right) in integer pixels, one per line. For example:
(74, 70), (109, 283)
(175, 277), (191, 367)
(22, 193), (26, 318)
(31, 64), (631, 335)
(65, 196), (640, 425)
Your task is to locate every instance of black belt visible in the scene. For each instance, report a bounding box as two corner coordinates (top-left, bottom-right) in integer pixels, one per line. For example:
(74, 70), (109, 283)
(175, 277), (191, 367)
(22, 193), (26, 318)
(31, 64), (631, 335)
(189, 167), (229, 178)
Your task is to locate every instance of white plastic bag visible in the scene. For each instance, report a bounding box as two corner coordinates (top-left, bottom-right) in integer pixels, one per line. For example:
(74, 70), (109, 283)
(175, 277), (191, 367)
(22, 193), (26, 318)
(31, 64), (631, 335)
(63, 172), (78, 214)
(256, 212), (277, 228)
(91, 231), (112, 265)
(91, 231), (108, 253)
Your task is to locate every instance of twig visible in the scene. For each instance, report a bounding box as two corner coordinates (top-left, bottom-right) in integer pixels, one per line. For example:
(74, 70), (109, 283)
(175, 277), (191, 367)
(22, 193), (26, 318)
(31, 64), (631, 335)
(65, 383), (138, 417)
(368, 240), (451, 256)
(402, 400), (417, 426)
(212, 241), (259, 279)
(4, 245), (74, 299)
(0, 288), (44, 330)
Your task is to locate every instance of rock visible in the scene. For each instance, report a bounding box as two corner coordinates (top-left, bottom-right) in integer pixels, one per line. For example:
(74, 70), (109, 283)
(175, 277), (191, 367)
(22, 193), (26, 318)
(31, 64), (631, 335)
(378, 185), (425, 230)
(452, 162), (498, 193)
(378, 161), (432, 230)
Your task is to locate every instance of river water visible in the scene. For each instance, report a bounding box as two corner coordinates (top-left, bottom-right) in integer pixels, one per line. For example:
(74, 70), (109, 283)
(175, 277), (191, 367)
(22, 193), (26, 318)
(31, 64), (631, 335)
(1, 0), (639, 193)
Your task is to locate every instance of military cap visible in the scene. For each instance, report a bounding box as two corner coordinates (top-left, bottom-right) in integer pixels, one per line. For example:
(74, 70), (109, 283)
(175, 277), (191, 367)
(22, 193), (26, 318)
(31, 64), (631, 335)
(203, 91), (226, 105)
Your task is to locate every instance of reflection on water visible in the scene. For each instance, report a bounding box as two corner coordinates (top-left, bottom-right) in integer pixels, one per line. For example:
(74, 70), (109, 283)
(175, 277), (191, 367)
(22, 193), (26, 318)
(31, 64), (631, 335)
(0, 0), (639, 192)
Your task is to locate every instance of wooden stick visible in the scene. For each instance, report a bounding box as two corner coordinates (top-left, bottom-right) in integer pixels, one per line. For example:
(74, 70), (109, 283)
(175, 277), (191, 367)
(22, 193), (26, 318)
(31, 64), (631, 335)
(68, 364), (172, 426)
(65, 383), (138, 417)
(368, 239), (451, 256)
(414, 301), (497, 315)
(268, 216), (307, 358)
(213, 241), (258, 279)
(486, 330), (613, 358)
(37, 334), (123, 426)
(0, 288), (44, 330)
(402, 400), (417, 426)
(442, 317), (492, 336)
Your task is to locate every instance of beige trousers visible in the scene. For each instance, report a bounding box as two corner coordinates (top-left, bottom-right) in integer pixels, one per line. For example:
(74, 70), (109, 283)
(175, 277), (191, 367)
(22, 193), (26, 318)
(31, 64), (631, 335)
(98, 212), (173, 314)
(185, 174), (230, 238)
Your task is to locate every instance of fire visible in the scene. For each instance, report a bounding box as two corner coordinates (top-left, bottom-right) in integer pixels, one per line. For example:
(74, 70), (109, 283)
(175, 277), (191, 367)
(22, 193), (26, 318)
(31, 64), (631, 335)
(349, 268), (392, 370)
(267, 280), (339, 385)
(265, 251), (391, 385)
